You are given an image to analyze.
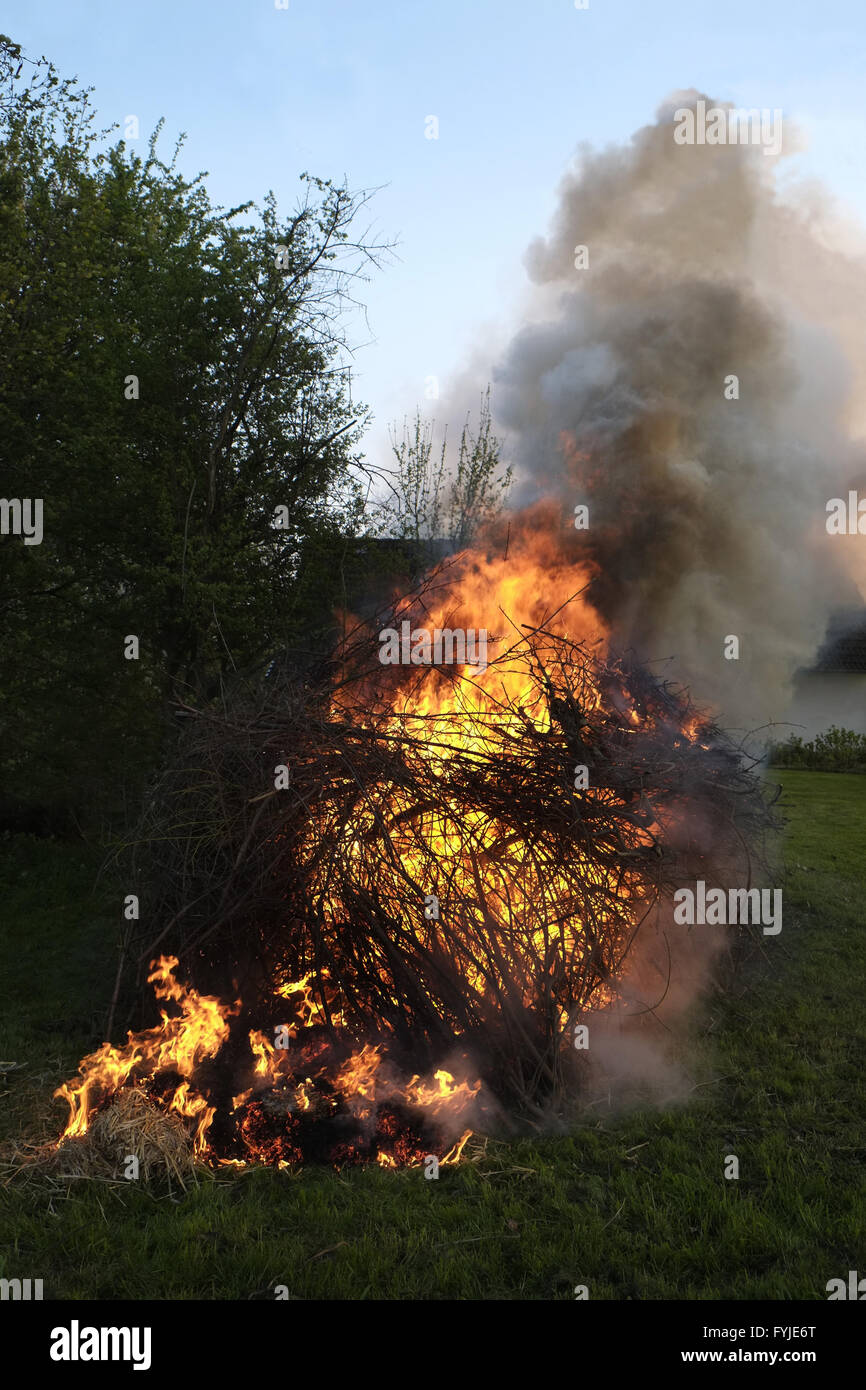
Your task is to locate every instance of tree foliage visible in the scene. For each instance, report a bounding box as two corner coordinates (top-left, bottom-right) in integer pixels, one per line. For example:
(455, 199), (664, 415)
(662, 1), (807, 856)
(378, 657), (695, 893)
(768, 726), (866, 773)
(373, 388), (511, 561)
(0, 37), (388, 828)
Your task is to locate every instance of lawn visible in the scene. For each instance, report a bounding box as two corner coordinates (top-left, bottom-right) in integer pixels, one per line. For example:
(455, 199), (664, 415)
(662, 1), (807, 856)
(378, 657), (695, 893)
(1, 770), (864, 1300)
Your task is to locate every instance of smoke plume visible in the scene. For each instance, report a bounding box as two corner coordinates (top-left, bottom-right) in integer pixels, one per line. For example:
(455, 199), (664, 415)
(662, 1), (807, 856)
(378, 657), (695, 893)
(483, 92), (866, 727)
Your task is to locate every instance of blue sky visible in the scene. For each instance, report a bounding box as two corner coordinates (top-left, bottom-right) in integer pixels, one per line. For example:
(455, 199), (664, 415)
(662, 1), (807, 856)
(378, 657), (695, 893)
(6, 0), (866, 461)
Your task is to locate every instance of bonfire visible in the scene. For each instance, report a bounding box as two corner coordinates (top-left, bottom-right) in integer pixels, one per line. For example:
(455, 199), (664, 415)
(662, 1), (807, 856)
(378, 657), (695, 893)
(51, 521), (778, 1173)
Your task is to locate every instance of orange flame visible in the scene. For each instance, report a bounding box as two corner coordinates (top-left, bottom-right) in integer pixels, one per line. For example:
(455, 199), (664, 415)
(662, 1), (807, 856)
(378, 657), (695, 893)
(55, 956), (238, 1151)
(54, 510), (686, 1168)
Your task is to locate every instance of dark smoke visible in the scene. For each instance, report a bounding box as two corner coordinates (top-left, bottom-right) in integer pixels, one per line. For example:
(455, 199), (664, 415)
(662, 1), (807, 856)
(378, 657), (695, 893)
(475, 91), (866, 726)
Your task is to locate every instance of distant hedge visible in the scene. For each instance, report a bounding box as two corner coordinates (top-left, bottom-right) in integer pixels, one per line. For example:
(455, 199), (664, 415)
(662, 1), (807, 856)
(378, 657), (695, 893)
(768, 726), (866, 773)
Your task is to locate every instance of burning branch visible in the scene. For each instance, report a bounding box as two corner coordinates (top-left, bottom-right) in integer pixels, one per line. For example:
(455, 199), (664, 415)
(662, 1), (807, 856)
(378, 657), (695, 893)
(50, 569), (779, 1170)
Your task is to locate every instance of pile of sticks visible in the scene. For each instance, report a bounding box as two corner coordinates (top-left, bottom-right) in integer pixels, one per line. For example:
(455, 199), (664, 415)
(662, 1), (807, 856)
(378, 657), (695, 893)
(112, 586), (779, 1116)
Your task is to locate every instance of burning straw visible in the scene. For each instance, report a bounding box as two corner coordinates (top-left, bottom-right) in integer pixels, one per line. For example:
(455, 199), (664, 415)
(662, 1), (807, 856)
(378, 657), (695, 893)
(54, 1088), (197, 1187)
(48, 567), (779, 1169)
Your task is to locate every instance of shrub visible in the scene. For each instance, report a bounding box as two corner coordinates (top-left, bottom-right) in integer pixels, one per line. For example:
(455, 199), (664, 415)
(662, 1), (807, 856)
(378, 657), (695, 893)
(768, 726), (866, 772)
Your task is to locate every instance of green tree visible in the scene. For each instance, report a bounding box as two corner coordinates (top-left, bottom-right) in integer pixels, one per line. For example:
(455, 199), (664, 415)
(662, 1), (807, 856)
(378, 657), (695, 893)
(0, 37), (388, 829)
(374, 388), (511, 561)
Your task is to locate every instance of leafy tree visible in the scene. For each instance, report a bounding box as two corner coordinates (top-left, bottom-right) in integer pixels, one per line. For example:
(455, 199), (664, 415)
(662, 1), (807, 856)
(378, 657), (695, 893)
(0, 36), (388, 829)
(768, 726), (866, 773)
(373, 388), (511, 562)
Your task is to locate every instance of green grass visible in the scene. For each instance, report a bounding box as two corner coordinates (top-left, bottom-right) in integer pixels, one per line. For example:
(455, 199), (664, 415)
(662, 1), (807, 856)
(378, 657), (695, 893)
(1, 770), (864, 1300)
